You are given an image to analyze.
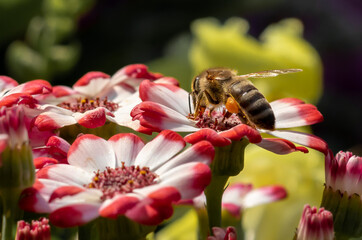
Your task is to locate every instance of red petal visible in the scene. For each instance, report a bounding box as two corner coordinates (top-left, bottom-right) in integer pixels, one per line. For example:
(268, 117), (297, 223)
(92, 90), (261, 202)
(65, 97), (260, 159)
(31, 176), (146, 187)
(76, 108), (107, 128)
(49, 186), (85, 202)
(73, 71), (110, 87)
(34, 157), (59, 169)
(219, 124), (262, 143)
(99, 196), (140, 219)
(49, 205), (99, 227)
(184, 129), (231, 147)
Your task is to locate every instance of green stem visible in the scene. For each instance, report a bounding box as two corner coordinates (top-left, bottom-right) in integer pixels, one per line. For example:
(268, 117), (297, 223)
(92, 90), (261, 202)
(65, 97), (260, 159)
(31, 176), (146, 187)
(334, 232), (350, 240)
(196, 208), (209, 240)
(1, 190), (21, 240)
(78, 220), (97, 240)
(204, 175), (229, 233)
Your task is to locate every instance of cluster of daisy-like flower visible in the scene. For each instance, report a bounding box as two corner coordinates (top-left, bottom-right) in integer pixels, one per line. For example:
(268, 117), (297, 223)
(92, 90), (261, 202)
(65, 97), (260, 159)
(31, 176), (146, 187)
(0, 64), (360, 240)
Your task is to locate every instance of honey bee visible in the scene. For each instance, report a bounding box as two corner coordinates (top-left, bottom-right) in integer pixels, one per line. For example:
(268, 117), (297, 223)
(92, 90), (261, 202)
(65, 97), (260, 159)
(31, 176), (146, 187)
(190, 68), (302, 130)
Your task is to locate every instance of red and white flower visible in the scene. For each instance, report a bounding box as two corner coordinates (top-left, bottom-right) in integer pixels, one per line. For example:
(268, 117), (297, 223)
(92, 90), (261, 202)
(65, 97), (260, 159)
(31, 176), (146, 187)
(325, 150), (362, 198)
(295, 205), (334, 240)
(34, 64), (178, 133)
(0, 76), (52, 108)
(16, 217), (51, 240)
(190, 183), (287, 219)
(20, 130), (214, 227)
(131, 80), (328, 155)
(208, 226), (237, 240)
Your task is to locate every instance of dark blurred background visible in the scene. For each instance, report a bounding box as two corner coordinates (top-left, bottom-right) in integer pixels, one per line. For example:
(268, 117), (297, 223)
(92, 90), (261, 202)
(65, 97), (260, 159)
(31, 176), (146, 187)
(0, 0), (361, 154)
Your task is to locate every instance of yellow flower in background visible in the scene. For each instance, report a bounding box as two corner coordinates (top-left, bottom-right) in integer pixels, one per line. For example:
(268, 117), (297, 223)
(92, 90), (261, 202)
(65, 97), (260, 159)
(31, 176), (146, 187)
(190, 17), (323, 104)
(230, 145), (324, 240)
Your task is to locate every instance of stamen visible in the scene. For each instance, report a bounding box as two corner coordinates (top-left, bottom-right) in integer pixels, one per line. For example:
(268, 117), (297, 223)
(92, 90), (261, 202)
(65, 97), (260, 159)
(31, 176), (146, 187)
(58, 97), (119, 113)
(85, 162), (158, 201)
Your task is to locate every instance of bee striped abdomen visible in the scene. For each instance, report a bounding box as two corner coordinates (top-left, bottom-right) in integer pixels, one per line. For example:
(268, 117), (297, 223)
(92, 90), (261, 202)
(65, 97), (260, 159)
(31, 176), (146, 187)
(229, 81), (275, 130)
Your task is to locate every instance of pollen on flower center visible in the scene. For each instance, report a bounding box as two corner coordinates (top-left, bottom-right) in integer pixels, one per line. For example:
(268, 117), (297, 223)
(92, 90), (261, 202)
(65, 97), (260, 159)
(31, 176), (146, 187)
(58, 97), (119, 113)
(188, 109), (242, 131)
(85, 162), (158, 201)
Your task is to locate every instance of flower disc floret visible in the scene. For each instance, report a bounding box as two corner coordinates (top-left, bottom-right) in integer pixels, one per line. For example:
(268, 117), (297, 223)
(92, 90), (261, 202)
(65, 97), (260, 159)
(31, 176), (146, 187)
(86, 163), (158, 201)
(58, 97), (119, 113)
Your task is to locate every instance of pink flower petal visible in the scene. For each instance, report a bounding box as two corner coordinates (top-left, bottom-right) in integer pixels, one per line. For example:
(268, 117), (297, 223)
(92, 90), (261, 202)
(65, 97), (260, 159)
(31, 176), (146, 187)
(108, 133), (145, 166)
(46, 136), (70, 156)
(131, 101), (199, 132)
(13, 80), (52, 95)
(273, 101), (323, 128)
(219, 124), (262, 143)
(158, 162), (211, 200)
(0, 76), (18, 91)
(73, 108), (107, 128)
(139, 80), (190, 115)
(270, 98), (306, 111)
(34, 157), (59, 169)
(36, 164), (92, 186)
(156, 140), (215, 175)
(49, 186), (85, 203)
(19, 179), (66, 213)
(35, 111), (76, 131)
(256, 138), (308, 155)
(242, 185), (287, 209)
(73, 71), (110, 87)
(154, 77), (179, 86)
(49, 204), (100, 227)
(99, 195), (141, 219)
(265, 130), (328, 154)
(68, 134), (116, 172)
(0, 93), (37, 108)
(135, 130), (185, 169)
(125, 199), (174, 225)
(184, 129), (231, 147)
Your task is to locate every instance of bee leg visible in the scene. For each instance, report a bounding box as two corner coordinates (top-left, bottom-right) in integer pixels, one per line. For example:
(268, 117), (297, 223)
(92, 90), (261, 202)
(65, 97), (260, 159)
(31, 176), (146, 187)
(237, 112), (256, 128)
(193, 91), (206, 118)
(221, 111), (232, 123)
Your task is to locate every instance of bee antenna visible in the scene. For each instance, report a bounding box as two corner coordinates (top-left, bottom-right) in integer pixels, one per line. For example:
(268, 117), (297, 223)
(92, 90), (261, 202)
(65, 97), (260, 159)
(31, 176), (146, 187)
(188, 92), (192, 114)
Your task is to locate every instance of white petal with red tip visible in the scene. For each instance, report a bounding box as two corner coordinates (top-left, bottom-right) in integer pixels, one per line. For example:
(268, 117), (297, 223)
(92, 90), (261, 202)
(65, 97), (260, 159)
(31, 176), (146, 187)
(49, 189), (102, 210)
(264, 130), (328, 154)
(256, 138), (308, 155)
(19, 179), (67, 213)
(270, 98), (305, 111)
(99, 193), (141, 218)
(134, 102), (199, 132)
(134, 130), (185, 170)
(68, 135), (116, 172)
(73, 108), (107, 129)
(158, 162), (211, 199)
(273, 102), (323, 128)
(37, 164), (93, 186)
(108, 133), (145, 167)
(139, 80), (190, 115)
(156, 141), (214, 175)
(73, 77), (111, 97)
(49, 203), (100, 227)
(242, 186), (287, 209)
(35, 111), (76, 130)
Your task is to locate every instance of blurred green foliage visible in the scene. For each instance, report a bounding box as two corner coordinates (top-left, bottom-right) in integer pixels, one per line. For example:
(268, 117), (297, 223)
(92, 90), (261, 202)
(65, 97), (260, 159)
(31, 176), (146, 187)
(2, 0), (95, 82)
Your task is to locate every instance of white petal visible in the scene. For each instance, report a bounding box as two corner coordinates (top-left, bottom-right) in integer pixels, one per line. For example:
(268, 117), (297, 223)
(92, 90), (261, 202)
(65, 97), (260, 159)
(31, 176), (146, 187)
(68, 135), (116, 172)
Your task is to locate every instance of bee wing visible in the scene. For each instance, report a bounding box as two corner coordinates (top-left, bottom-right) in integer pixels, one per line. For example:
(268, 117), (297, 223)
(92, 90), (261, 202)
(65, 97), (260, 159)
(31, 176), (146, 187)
(238, 69), (302, 78)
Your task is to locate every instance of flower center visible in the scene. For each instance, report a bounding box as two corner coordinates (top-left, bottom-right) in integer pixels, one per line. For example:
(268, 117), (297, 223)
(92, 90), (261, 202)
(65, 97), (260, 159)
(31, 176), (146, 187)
(188, 109), (242, 131)
(85, 163), (158, 200)
(58, 97), (119, 113)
